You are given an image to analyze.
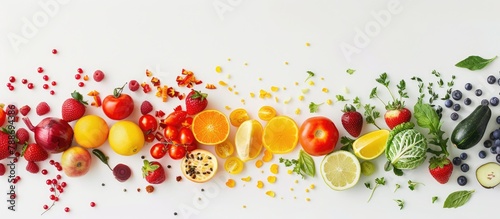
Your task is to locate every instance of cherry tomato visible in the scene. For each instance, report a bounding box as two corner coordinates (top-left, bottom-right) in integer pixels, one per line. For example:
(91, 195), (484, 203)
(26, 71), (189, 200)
(179, 127), (195, 145)
(299, 116), (339, 156)
(150, 143), (167, 159)
(168, 144), (186, 160)
(139, 114), (158, 133)
(144, 132), (156, 143)
(163, 125), (179, 141)
(102, 85), (134, 120)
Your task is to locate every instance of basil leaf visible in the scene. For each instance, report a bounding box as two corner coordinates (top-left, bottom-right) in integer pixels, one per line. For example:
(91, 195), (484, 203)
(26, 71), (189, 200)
(299, 150), (315, 177)
(455, 55), (497, 71)
(443, 190), (475, 208)
(414, 102), (440, 134)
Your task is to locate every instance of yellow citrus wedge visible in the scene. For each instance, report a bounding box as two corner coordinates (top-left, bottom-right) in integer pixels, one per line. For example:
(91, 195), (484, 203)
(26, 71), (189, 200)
(235, 120), (263, 162)
(191, 110), (230, 145)
(320, 150), (361, 191)
(352, 129), (390, 160)
(262, 116), (298, 154)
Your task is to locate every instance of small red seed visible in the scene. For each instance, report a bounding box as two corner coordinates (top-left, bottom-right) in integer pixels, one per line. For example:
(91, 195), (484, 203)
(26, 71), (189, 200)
(37, 67), (44, 73)
(52, 49), (57, 54)
(61, 182), (67, 187)
(49, 187), (55, 192)
(21, 79), (28, 84)
(41, 169), (48, 175)
(9, 76), (15, 83)
(50, 90), (55, 95)
(64, 207), (70, 212)
(54, 197), (59, 201)
(27, 83), (34, 89)
(56, 174), (61, 179)
(75, 74), (81, 80)
(8, 86), (14, 91)
(90, 202), (96, 207)
(78, 82), (84, 87)
(43, 205), (49, 210)
(46, 179), (52, 185)
(43, 75), (49, 81)
(50, 194), (55, 200)
(51, 81), (57, 86)
(43, 84), (49, 89)
(77, 68), (83, 74)
(52, 179), (57, 184)
(6, 83), (11, 87)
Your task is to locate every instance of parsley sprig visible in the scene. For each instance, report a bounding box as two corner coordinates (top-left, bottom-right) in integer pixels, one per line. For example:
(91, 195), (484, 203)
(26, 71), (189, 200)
(365, 177), (385, 202)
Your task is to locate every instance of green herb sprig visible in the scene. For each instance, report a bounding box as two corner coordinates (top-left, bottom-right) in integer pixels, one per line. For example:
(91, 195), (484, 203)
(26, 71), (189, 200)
(366, 177), (385, 202)
(408, 180), (424, 191)
(279, 150), (315, 179)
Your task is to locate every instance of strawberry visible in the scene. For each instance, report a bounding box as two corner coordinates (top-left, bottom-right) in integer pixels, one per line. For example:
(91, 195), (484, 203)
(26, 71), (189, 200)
(384, 107), (412, 130)
(16, 128), (29, 145)
(185, 90), (208, 115)
(36, 102), (50, 116)
(163, 110), (188, 127)
(341, 104), (363, 137)
(22, 143), (49, 162)
(142, 160), (166, 184)
(0, 129), (11, 160)
(141, 100), (153, 115)
(429, 156), (453, 184)
(26, 161), (39, 174)
(61, 91), (88, 122)
(0, 163), (5, 176)
(19, 105), (31, 116)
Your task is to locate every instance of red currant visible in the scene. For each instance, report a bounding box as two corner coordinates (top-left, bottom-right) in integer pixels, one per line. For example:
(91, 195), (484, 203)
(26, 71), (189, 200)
(78, 82), (84, 87)
(58, 188), (64, 193)
(41, 169), (48, 175)
(49, 160), (55, 165)
(9, 76), (15, 82)
(75, 74), (81, 80)
(14, 152), (20, 157)
(37, 67), (44, 73)
(43, 205), (49, 210)
(8, 86), (14, 91)
(42, 75), (49, 81)
(43, 84), (49, 89)
(64, 207), (70, 212)
(51, 81), (57, 86)
(13, 157), (18, 163)
(54, 197), (59, 201)
(56, 174), (62, 180)
(21, 79), (28, 84)
(6, 82), (11, 87)
(90, 202), (96, 207)
(54, 162), (60, 167)
(52, 179), (58, 185)
(56, 166), (62, 171)
(50, 90), (55, 95)
(61, 182), (67, 187)
(52, 49), (58, 54)
(27, 83), (34, 89)
(50, 194), (56, 200)
(77, 68), (83, 74)
(49, 187), (55, 192)
(46, 179), (52, 185)
(15, 176), (20, 180)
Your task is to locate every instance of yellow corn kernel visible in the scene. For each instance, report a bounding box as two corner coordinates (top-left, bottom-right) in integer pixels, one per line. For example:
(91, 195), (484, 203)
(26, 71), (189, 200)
(322, 88), (329, 93)
(283, 86), (287, 90)
(265, 190), (275, 198)
(244, 62), (248, 66)
(257, 180), (264, 189)
(226, 179), (236, 188)
(241, 176), (251, 182)
(305, 42), (310, 47)
(228, 87), (233, 92)
(294, 81), (299, 86)
(290, 188), (294, 191)
(310, 184), (315, 189)
(225, 105), (231, 110)
(227, 58), (231, 61)
(308, 80), (315, 86)
(271, 86), (279, 92)
(270, 164), (279, 174)
(287, 169), (293, 174)
(294, 179), (299, 184)
(250, 92), (255, 98)
(305, 189), (310, 193)
(283, 97), (291, 104)
(326, 99), (333, 105)
(306, 198), (311, 202)
(258, 77), (262, 81)
(219, 81), (228, 86)
(227, 74), (231, 79)
(295, 108), (301, 115)
(243, 205), (247, 208)
(298, 95), (304, 101)
(234, 91), (239, 95)
(255, 160), (264, 168)
(215, 66), (222, 73)
(301, 88), (309, 94)
(241, 99), (245, 104)
(262, 150), (273, 162)
(274, 97), (279, 103)
(267, 176), (277, 184)
(284, 61), (289, 65)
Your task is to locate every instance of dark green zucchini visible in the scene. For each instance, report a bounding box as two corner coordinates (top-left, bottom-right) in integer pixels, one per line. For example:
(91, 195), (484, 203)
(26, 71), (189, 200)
(451, 104), (491, 150)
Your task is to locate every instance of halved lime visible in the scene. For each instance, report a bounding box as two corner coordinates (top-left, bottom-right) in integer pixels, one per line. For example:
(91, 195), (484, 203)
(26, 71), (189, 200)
(320, 150), (361, 191)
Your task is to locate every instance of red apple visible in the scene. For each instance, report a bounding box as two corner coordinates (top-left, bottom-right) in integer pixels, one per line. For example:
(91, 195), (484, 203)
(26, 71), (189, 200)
(61, 146), (92, 177)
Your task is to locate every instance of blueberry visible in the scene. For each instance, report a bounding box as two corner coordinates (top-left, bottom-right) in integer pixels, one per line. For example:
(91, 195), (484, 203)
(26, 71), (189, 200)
(463, 98), (472, 105)
(479, 150), (487, 158)
(464, 83), (473, 91)
(487, 75), (497, 84)
(476, 89), (483, 96)
(460, 163), (469, 172)
(498, 78), (500, 86)
(444, 99), (453, 108)
(452, 90), (462, 100)
(491, 97), (499, 106)
(484, 139), (493, 148)
(497, 116), (500, 124)
(459, 152), (468, 160)
(452, 157), (462, 166)
(493, 129), (500, 140)
(481, 99), (490, 106)
(452, 104), (461, 111)
(457, 176), (467, 186)
(496, 146), (500, 154)
(497, 154), (500, 163)
(491, 146), (498, 154)
(450, 112), (459, 121)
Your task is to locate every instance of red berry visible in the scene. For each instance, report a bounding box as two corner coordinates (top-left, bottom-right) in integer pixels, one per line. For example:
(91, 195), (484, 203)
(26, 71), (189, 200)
(41, 169), (48, 175)
(9, 76), (15, 82)
(14, 152), (20, 157)
(50, 90), (55, 95)
(129, 80), (140, 91)
(6, 82), (11, 87)
(27, 83), (34, 89)
(52, 49), (58, 54)
(49, 187), (55, 192)
(64, 207), (70, 212)
(43, 205), (49, 210)
(78, 82), (84, 87)
(50, 194), (56, 200)
(61, 182), (67, 187)
(77, 68), (83, 74)
(56, 174), (61, 180)
(90, 202), (96, 207)
(54, 197), (59, 201)
(49, 160), (55, 165)
(13, 157), (18, 163)
(51, 81), (57, 86)
(52, 179), (58, 184)
(36, 102), (50, 116)
(21, 79), (28, 84)
(43, 75), (49, 81)
(0, 163), (6, 176)
(58, 188), (64, 193)
(93, 70), (105, 82)
(75, 74), (81, 80)
(43, 84), (49, 89)
(37, 67), (44, 73)
(46, 179), (52, 185)
(8, 86), (14, 91)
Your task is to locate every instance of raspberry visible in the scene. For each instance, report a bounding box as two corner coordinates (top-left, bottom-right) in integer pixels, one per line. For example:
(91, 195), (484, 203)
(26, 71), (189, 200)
(26, 161), (39, 174)
(16, 128), (29, 145)
(0, 163), (5, 176)
(129, 80), (140, 91)
(93, 70), (105, 82)
(19, 105), (31, 116)
(140, 101), (153, 115)
(36, 102), (50, 116)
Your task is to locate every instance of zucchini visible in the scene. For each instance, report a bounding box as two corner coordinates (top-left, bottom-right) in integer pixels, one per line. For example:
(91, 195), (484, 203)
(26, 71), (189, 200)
(451, 104), (491, 150)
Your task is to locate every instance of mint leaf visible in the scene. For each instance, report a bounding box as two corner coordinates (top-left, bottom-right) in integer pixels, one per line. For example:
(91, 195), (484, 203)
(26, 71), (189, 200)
(299, 150), (315, 178)
(455, 55), (497, 71)
(346, 68), (356, 75)
(443, 190), (475, 208)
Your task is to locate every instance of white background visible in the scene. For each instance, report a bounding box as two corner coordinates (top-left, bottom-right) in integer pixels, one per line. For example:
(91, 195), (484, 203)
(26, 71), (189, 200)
(2, 0), (500, 218)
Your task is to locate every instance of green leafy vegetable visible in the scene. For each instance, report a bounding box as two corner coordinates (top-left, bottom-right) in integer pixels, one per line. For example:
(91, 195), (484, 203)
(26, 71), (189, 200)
(384, 122), (428, 174)
(309, 102), (324, 113)
(455, 55), (497, 71)
(414, 102), (449, 157)
(336, 95), (348, 102)
(371, 73), (408, 110)
(394, 184), (400, 193)
(443, 190), (475, 208)
(353, 96), (361, 109)
(363, 104), (382, 130)
(279, 150), (315, 179)
(394, 199), (404, 210)
(340, 136), (355, 151)
(367, 177), (385, 202)
(346, 68), (356, 75)
(408, 180), (424, 191)
(305, 71), (315, 82)
(432, 196), (438, 203)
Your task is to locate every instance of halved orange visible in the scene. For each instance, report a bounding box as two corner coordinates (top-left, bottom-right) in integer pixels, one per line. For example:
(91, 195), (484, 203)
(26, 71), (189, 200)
(262, 116), (299, 154)
(191, 110), (230, 145)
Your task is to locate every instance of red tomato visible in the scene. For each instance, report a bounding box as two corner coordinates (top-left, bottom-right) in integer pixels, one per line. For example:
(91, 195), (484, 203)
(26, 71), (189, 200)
(163, 125), (179, 141)
(299, 116), (339, 156)
(144, 132), (156, 143)
(179, 127), (195, 145)
(102, 86), (134, 120)
(150, 143), (167, 159)
(139, 114), (158, 133)
(168, 144), (186, 160)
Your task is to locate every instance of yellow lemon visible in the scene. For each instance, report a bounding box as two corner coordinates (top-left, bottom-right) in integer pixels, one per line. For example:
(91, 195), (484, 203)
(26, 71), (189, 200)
(108, 121), (144, 156)
(74, 115), (109, 149)
(235, 120), (263, 162)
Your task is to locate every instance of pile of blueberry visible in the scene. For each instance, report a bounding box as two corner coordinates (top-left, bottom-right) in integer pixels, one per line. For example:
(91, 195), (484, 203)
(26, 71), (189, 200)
(443, 74), (500, 121)
(482, 128), (500, 163)
(452, 153), (469, 186)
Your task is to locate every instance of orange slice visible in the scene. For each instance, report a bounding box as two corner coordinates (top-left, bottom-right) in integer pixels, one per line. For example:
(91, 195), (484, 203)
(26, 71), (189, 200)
(262, 116), (299, 154)
(192, 110), (230, 145)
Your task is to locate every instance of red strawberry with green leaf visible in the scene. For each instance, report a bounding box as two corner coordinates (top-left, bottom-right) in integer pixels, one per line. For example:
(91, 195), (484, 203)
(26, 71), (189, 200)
(0, 128), (12, 160)
(142, 160), (166, 184)
(61, 91), (88, 122)
(384, 107), (412, 130)
(341, 104), (363, 137)
(22, 143), (49, 162)
(429, 156), (453, 184)
(185, 90), (208, 115)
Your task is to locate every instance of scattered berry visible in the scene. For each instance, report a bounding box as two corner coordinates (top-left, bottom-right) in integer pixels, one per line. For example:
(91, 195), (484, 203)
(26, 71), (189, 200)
(36, 102), (50, 116)
(481, 99), (489, 106)
(43, 84), (49, 89)
(78, 82), (84, 87)
(492, 146), (499, 154)
(146, 185), (155, 193)
(129, 80), (140, 91)
(27, 83), (34, 89)
(37, 67), (44, 73)
(140, 100), (153, 115)
(464, 83), (472, 90)
(19, 105), (31, 116)
(452, 157), (461, 166)
(451, 90), (462, 100)
(93, 70), (105, 82)
(450, 112), (459, 121)
(0, 163), (5, 176)
(21, 79), (28, 84)
(9, 76), (16, 83)
(16, 128), (29, 145)
(487, 75), (497, 84)
(463, 98), (471, 105)
(75, 74), (81, 80)
(77, 68), (83, 74)
(491, 97), (499, 106)
(444, 99), (453, 108)
(459, 152), (468, 160)
(90, 202), (96, 207)
(41, 169), (48, 175)
(43, 75), (49, 81)
(26, 161), (40, 174)
(51, 81), (57, 86)
(476, 89), (483, 96)
(479, 150), (487, 159)
(457, 175), (467, 186)
(50, 90), (55, 95)
(452, 104), (461, 111)
(484, 139), (493, 148)
(460, 163), (469, 172)
(497, 154), (500, 163)
(64, 207), (70, 212)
